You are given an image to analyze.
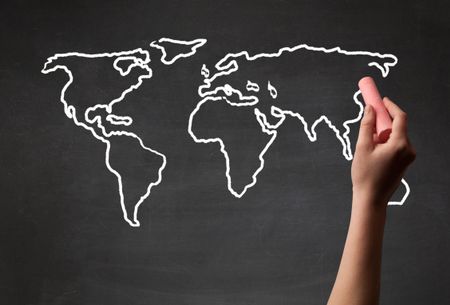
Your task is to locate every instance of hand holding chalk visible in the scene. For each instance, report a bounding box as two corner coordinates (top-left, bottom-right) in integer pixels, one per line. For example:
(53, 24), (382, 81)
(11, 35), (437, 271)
(330, 95), (416, 305)
(351, 95), (416, 205)
(358, 76), (392, 143)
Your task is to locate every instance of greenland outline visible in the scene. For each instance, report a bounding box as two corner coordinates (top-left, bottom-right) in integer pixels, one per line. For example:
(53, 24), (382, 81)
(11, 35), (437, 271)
(150, 37), (207, 65)
(191, 43), (410, 206)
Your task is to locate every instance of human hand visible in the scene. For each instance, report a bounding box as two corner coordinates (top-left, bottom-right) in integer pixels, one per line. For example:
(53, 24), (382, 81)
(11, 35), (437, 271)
(351, 97), (416, 206)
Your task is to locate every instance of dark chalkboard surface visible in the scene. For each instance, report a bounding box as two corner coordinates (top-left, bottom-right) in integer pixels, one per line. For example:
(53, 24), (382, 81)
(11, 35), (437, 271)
(1, 1), (449, 304)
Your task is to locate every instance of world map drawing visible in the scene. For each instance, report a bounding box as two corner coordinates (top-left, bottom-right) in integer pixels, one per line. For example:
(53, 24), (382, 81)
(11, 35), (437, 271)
(42, 37), (410, 227)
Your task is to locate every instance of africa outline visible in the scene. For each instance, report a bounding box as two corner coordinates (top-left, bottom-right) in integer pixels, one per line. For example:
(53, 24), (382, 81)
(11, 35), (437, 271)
(42, 37), (410, 227)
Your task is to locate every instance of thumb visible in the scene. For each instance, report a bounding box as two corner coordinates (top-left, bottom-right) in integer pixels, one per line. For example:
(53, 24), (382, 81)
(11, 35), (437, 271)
(357, 105), (376, 150)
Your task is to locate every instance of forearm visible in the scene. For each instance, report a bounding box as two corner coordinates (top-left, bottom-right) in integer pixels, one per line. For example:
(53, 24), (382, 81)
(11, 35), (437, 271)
(327, 192), (387, 305)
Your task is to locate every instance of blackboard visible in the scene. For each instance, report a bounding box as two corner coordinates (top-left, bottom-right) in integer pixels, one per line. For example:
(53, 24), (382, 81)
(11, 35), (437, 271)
(1, 1), (449, 304)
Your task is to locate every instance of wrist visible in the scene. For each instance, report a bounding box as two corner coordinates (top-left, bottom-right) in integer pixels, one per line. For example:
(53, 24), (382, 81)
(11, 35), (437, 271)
(352, 188), (388, 217)
(352, 185), (389, 206)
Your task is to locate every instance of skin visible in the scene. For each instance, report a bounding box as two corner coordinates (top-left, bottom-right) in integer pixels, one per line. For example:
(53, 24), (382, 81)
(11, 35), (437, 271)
(327, 97), (416, 305)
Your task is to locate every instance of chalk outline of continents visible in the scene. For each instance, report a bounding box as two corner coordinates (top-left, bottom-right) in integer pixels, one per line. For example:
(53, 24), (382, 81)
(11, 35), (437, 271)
(42, 37), (209, 227)
(188, 43), (410, 206)
(42, 37), (208, 227)
(41, 48), (167, 227)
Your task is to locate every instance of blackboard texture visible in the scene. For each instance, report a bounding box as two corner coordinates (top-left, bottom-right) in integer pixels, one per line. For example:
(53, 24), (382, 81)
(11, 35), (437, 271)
(1, 1), (449, 304)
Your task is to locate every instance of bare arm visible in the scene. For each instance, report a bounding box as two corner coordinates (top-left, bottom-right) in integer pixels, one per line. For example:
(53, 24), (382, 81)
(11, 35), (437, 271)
(327, 98), (416, 305)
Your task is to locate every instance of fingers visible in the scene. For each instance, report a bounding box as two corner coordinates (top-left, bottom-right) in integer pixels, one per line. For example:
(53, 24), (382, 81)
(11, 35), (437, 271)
(357, 105), (376, 150)
(373, 133), (380, 144)
(383, 97), (408, 139)
(383, 97), (416, 164)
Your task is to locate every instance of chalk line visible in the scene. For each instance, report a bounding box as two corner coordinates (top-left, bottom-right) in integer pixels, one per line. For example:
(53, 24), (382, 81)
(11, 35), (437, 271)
(42, 48), (167, 227)
(150, 38), (207, 65)
(189, 43), (410, 206)
(188, 96), (277, 198)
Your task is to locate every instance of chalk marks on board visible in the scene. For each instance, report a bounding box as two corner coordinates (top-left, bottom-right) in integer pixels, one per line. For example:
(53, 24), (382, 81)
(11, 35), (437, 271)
(150, 38), (207, 65)
(42, 38), (206, 227)
(42, 38), (410, 227)
(246, 80), (260, 93)
(267, 81), (277, 99)
(189, 43), (410, 205)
